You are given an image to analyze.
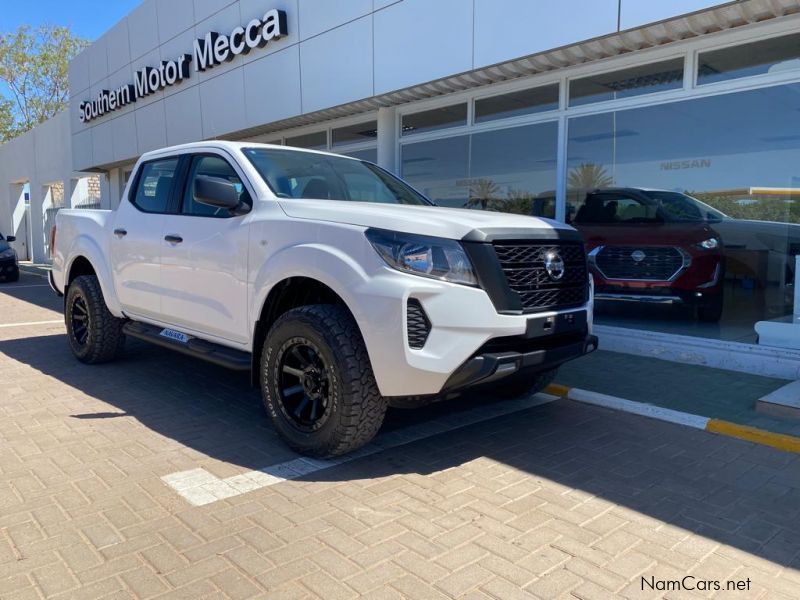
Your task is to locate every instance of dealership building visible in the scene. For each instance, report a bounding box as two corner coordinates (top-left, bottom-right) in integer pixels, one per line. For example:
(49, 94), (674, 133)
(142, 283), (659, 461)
(2, 0), (800, 375)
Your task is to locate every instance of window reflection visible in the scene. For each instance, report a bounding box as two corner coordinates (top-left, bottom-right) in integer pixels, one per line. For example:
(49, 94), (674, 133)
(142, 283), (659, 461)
(401, 122), (558, 216)
(567, 83), (800, 339)
(569, 58), (684, 106)
(698, 32), (800, 85)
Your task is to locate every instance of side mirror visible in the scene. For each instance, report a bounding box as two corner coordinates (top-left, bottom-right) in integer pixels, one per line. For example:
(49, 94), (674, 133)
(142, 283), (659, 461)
(6, 236), (15, 242)
(194, 176), (247, 214)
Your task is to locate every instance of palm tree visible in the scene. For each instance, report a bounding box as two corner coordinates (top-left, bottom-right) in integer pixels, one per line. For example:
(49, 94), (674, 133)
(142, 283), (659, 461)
(465, 178), (502, 211)
(567, 162), (614, 190)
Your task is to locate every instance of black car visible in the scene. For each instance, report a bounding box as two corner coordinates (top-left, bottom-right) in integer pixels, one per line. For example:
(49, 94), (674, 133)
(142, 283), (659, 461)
(0, 232), (19, 282)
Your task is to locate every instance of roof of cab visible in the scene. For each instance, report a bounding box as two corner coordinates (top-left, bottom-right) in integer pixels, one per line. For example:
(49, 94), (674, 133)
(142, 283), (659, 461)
(138, 140), (358, 162)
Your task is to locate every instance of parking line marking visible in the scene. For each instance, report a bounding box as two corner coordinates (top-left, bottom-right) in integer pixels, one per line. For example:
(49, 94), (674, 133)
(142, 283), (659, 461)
(162, 392), (560, 506)
(0, 319), (64, 328)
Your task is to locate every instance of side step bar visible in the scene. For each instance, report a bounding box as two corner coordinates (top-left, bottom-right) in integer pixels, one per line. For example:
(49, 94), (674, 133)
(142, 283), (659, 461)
(122, 322), (251, 371)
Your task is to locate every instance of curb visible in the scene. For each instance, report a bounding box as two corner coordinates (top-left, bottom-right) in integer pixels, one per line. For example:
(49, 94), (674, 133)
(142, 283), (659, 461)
(544, 384), (800, 454)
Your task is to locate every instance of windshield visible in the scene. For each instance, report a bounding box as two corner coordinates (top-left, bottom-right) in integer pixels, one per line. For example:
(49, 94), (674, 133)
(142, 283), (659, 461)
(573, 190), (727, 225)
(641, 191), (727, 222)
(243, 148), (432, 205)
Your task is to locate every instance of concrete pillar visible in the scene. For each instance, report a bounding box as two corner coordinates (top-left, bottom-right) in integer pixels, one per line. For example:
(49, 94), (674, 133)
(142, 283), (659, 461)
(4, 183), (29, 261)
(376, 106), (398, 174)
(29, 180), (46, 263)
(99, 172), (113, 209)
(107, 168), (125, 210)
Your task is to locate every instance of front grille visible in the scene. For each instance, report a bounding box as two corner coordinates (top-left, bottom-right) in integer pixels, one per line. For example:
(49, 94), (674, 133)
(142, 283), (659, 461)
(406, 298), (431, 349)
(595, 246), (685, 281)
(493, 242), (588, 312)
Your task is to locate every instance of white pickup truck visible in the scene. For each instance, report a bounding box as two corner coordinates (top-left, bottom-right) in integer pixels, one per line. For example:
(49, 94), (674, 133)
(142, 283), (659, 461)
(50, 141), (596, 456)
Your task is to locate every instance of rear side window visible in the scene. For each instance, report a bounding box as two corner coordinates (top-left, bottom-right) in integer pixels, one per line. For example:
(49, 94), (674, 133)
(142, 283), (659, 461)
(131, 158), (179, 213)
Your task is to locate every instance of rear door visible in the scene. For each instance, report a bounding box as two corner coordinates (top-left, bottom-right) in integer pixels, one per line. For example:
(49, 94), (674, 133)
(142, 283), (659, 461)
(111, 157), (179, 320)
(158, 153), (252, 345)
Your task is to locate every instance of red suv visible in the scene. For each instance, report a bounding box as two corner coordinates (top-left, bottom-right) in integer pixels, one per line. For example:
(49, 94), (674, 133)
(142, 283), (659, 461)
(569, 188), (724, 321)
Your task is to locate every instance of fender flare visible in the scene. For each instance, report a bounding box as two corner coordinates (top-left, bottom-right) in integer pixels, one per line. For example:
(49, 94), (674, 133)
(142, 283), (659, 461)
(252, 243), (372, 337)
(64, 235), (123, 316)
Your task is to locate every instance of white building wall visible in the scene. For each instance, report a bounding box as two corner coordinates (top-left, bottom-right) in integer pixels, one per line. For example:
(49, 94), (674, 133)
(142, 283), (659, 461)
(0, 111), (80, 263)
(69, 0), (730, 172)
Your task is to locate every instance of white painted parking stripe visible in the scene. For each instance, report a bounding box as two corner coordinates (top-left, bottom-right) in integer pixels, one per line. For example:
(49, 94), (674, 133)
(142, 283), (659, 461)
(0, 319), (64, 328)
(162, 392), (560, 506)
(567, 387), (710, 430)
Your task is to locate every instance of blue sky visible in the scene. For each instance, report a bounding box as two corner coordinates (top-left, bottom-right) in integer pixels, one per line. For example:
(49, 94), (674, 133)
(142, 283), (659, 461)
(1, 0), (142, 40)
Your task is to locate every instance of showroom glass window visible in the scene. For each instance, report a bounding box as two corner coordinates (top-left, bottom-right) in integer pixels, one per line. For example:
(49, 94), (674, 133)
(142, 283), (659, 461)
(401, 122), (558, 216)
(698, 32), (800, 85)
(566, 83), (799, 340)
(286, 131), (327, 150)
(569, 58), (684, 106)
(402, 104), (467, 136)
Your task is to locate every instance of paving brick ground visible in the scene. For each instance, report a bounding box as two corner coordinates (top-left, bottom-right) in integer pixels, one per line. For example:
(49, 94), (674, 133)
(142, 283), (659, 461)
(1, 271), (799, 599)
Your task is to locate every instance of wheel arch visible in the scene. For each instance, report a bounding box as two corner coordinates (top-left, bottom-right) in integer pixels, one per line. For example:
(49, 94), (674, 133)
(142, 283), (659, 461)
(62, 236), (122, 316)
(251, 276), (361, 387)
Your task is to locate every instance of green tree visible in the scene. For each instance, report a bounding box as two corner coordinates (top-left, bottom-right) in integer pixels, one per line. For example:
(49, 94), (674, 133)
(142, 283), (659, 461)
(567, 162), (614, 190)
(466, 178), (503, 211)
(0, 25), (88, 142)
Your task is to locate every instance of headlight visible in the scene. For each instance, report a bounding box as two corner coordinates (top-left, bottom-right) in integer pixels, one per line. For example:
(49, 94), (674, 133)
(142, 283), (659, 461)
(365, 228), (478, 286)
(696, 238), (719, 250)
(0, 248), (15, 259)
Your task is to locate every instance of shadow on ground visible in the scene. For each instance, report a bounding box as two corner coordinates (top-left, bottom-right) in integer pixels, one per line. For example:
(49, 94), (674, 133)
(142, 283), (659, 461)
(0, 271), (63, 315)
(1, 332), (799, 569)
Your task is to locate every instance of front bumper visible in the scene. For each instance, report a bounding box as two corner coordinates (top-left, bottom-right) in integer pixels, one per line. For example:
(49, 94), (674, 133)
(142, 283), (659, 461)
(594, 287), (720, 306)
(442, 332), (597, 394)
(354, 268), (594, 397)
(0, 258), (18, 278)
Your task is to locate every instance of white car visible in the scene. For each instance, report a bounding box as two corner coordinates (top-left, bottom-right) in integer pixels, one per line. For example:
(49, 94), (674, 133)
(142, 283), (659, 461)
(50, 142), (596, 456)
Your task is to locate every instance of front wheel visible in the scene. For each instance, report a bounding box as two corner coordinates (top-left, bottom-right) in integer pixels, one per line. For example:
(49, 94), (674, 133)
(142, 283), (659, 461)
(65, 275), (126, 364)
(261, 304), (388, 457)
(489, 368), (558, 399)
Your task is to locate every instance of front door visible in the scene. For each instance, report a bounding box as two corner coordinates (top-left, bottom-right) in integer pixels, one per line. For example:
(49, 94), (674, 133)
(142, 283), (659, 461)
(111, 157), (178, 320)
(159, 153), (251, 345)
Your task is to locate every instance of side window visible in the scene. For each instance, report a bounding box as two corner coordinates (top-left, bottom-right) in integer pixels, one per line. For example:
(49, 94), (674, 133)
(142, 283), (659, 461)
(182, 155), (252, 217)
(575, 193), (646, 224)
(131, 158), (179, 213)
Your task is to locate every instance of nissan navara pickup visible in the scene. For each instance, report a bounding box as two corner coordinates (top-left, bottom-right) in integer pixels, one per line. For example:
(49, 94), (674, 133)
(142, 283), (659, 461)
(50, 142), (596, 456)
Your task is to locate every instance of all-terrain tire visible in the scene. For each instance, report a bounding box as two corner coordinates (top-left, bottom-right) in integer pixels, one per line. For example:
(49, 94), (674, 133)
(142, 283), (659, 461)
(490, 367), (558, 399)
(65, 275), (126, 364)
(261, 304), (388, 457)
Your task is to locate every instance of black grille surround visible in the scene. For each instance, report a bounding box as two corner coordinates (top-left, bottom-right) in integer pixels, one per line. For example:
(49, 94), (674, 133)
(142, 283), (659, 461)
(464, 237), (590, 314)
(406, 298), (431, 349)
(594, 246), (687, 281)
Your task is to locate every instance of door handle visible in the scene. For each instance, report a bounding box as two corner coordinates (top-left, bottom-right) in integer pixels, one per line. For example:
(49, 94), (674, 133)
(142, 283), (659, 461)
(164, 234), (183, 244)
(113, 228), (127, 237)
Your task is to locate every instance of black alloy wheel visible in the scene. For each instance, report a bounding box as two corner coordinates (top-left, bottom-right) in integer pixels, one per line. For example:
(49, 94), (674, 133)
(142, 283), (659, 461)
(275, 338), (332, 432)
(70, 295), (90, 346)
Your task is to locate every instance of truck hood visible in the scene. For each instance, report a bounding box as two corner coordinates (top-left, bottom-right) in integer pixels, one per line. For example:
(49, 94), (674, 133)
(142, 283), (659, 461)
(277, 199), (573, 240)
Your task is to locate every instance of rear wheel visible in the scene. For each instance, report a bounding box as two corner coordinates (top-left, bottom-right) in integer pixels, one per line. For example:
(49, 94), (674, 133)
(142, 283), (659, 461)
(490, 368), (558, 399)
(65, 275), (126, 363)
(261, 304), (387, 457)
